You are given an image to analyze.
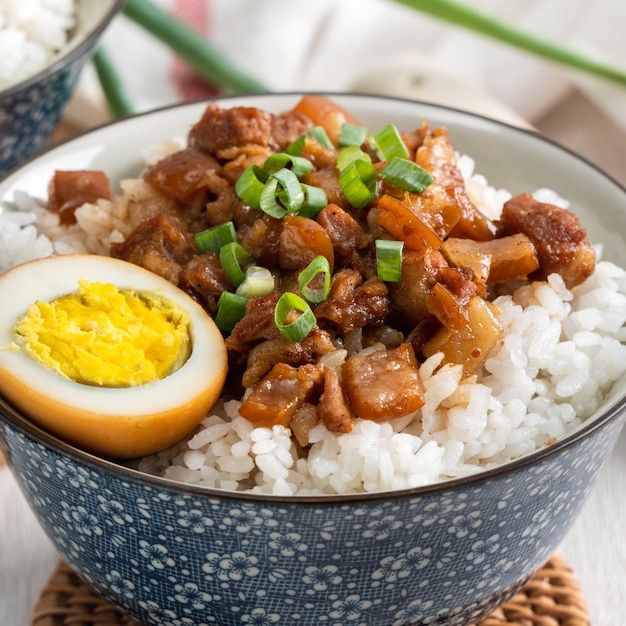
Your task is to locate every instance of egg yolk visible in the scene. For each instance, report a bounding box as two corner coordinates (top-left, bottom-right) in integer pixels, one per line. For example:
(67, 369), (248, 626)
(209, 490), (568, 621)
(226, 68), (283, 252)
(13, 279), (191, 387)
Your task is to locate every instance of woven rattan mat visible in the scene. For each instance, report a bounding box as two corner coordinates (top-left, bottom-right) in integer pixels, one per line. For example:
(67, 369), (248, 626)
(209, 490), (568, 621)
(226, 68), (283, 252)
(32, 555), (589, 626)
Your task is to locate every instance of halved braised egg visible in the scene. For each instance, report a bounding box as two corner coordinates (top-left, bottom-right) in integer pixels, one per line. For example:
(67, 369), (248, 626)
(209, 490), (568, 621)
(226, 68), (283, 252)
(0, 254), (228, 458)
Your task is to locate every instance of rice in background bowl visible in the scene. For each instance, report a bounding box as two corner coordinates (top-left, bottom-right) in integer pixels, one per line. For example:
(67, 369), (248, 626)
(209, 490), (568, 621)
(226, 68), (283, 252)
(0, 94), (625, 626)
(0, 0), (123, 176)
(0, 0), (76, 89)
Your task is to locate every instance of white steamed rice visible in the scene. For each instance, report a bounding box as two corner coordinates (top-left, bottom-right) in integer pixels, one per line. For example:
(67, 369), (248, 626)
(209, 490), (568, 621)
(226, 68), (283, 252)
(1, 154), (626, 496)
(0, 0), (76, 90)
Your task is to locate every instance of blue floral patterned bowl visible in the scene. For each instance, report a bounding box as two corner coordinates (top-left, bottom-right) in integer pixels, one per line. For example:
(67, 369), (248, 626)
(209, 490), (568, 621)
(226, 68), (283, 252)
(1, 94), (626, 626)
(0, 0), (123, 178)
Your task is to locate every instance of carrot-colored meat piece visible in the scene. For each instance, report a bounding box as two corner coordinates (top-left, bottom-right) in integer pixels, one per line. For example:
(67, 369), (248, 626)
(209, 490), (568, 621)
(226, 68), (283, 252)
(297, 136), (338, 169)
(293, 95), (361, 146)
(238, 363), (322, 428)
(143, 147), (219, 202)
(425, 282), (470, 330)
(110, 214), (196, 285)
(377, 194), (442, 255)
(316, 203), (370, 263)
(238, 215), (283, 268)
(499, 193), (595, 288)
(485, 234), (540, 283)
(181, 252), (231, 315)
(241, 328), (335, 388)
(47, 170), (112, 225)
(342, 343), (425, 422)
(416, 127), (496, 241)
(378, 174), (462, 244)
(440, 233), (540, 289)
(279, 215), (335, 271)
(189, 105), (275, 155)
(318, 367), (353, 433)
(422, 296), (503, 375)
(314, 269), (389, 334)
(227, 292), (281, 350)
(405, 184), (463, 242)
(389, 245), (477, 331)
(303, 167), (350, 211)
(439, 237), (491, 294)
(270, 110), (315, 149)
(387, 249), (446, 327)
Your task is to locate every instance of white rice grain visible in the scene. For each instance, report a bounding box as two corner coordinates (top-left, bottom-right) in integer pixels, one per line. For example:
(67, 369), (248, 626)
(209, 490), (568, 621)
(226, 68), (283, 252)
(0, 0), (76, 89)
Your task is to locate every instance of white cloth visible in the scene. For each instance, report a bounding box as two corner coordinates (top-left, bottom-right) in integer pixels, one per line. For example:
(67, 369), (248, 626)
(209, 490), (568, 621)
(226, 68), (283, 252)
(69, 0), (626, 132)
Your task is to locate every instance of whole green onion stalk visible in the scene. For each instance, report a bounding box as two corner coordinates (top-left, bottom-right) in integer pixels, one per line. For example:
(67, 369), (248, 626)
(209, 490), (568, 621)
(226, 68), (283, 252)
(92, 47), (135, 118)
(122, 0), (269, 95)
(389, 0), (626, 88)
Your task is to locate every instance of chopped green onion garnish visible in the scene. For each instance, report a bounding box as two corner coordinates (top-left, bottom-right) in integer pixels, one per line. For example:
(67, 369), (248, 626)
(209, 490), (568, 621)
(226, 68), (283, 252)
(263, 153), (314, 179)
(214, 291), (248, 333)
(338, 159), (377, 209)
(338, 123), (368, 148)
(376, 239), (404, 282)
(260, 168), (305, 218)
(369, 123), (409, 161)
(286, 126), (334, 155)
(298, 255), (331, 304)
(219, 241), (256, 287)
(379, 157), (434, 193)
(235, 165), (268, 209)
(236, 265), (275, 298)
(274, 292), (317, 341)
(285, 135), (307, 157)
(306, 126), (334, 149)
(258, 178), (287, 219)
(298, 184), (328, 218)
(337, 146), (372, 171)
(193, 221), (238, 253)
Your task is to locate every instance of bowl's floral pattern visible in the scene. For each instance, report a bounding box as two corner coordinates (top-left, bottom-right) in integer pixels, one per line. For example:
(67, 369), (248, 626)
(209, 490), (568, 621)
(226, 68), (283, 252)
(2, 410), (623, 626)
(0, 0), (124, 177)
(0, 65), (84, 177)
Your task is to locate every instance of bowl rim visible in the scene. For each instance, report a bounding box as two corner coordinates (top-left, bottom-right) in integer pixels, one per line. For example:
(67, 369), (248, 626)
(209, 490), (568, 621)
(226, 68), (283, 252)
(1, 91), (625, 504)
(0, 0), (125, 98)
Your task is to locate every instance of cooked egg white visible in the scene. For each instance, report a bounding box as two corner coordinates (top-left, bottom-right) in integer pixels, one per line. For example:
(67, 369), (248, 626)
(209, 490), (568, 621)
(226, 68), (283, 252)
(0, 254), (228, 458)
